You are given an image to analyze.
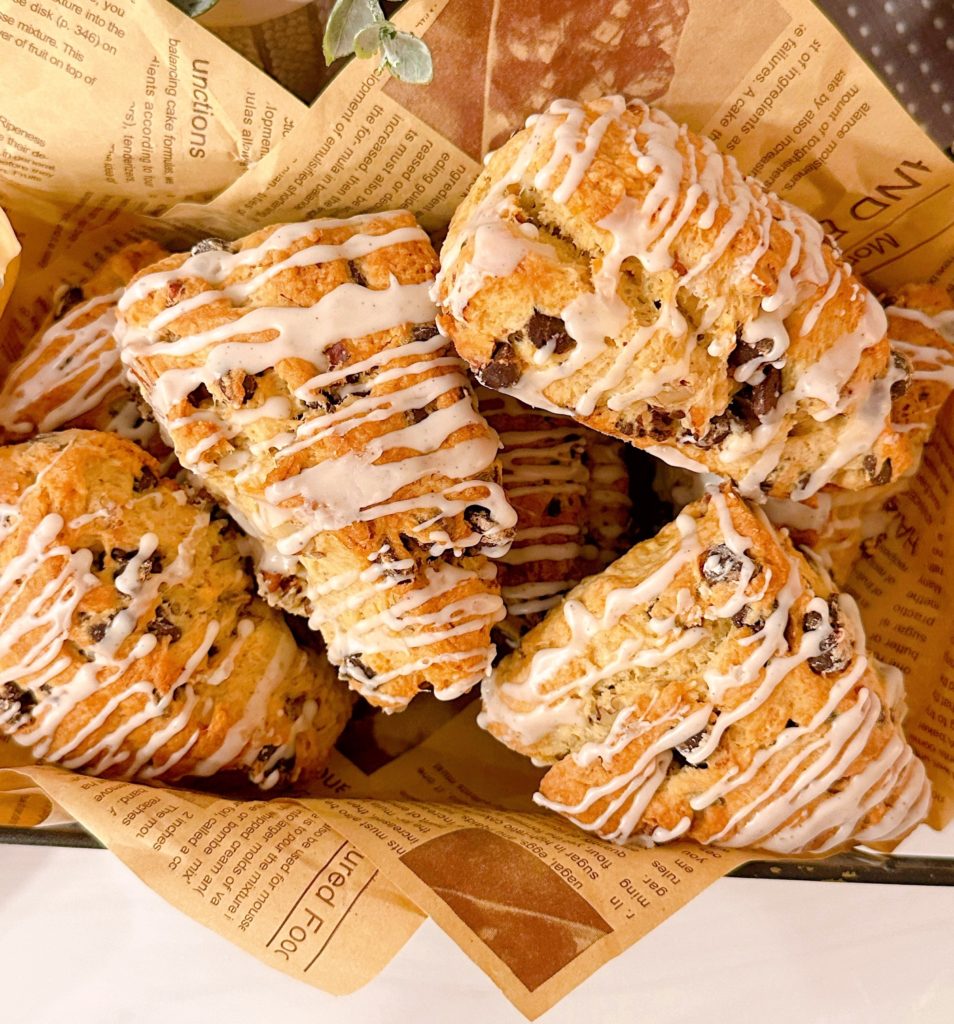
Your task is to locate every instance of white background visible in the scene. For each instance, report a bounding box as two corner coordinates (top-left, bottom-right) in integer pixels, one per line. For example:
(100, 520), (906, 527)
(2, 822), (953, 1023)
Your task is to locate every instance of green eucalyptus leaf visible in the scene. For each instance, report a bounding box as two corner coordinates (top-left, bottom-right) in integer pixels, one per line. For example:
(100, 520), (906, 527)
(168, 0), (220, 15)
(381, 30), (433, 84)
(323, 0), (383, 65)
(352, 23), (384, 60)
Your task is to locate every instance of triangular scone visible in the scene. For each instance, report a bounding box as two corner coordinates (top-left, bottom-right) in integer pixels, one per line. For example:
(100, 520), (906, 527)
(765, 284), (954, 582)
(436, 97), (914, 501)
(477, 387), (633, 646)
(481, 488), (929, 853)
(117, 212), (517, 710)
(0, 431), (351, 788)
(0, 241), (169, 458)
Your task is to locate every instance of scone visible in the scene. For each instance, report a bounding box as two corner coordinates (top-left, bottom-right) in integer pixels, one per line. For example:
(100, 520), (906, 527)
(764, 284), (954, 581)
(435, 96), (910, 501)
(481, 487), (929, 853)
(0, 241), (170, 457)
(477, 387), (633, 644)
(117, 212), (517, 710)
(0, 430), (351, 788)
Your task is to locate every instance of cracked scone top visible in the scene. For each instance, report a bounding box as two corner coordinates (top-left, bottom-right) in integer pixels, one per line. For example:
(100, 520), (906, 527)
(117, 212), (517, 710)
(435, 96), (912, 501)
(0, 241), (169, 458)
(0, 431), (351, 788)
(481, 488), (929, 853)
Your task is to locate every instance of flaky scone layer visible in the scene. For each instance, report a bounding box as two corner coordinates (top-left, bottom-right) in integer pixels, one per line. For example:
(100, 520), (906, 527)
(482, 488), (929, 854)
(117, 212), (517, 709)
(477, 387), (632, 645)
(0, 241), (169, 457)
(0, 431), (351, 788)
(436, 96), (912, 501)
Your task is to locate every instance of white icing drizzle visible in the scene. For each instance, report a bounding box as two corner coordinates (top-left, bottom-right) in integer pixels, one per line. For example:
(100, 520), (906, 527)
(119, 213), (519, 706)
(482, 490), (927, 852)
(440, 97), (898, 498)
(0, 289), (157, 449)
(0, 448), (316, 783)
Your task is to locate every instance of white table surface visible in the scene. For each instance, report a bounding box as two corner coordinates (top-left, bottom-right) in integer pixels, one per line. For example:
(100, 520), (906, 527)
(2, 822), (953, 1024)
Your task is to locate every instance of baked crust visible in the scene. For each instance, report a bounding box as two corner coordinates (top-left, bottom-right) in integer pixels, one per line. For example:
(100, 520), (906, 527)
(481, 487), (929, 853)
(436, 96), (911, 501)
(0, 241), (170, 458)
(117, 213), (517, 709)
(0, 430), (351, 788)
(765, 284), (954, 581)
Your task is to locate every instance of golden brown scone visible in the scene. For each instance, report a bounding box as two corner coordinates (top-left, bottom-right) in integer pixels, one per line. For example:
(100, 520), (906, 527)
(481, 487), (929, 853)
(0, 242), (170, 459)
(0, 431), (351, 788)
(477, 387), (632, 645)
(436, 96), (912, 501)
(764, 284), (954, 581)
(117, 213), (517, 710)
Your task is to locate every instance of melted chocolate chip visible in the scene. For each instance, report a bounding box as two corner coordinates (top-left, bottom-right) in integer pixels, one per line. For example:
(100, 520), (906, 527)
(702, 544), (743, 584)
(672, 729), (709, 769)
(348, 260), (367, 286)
(90, 549), (106, 573)
(786, 719), (798, 729)
(343, 654), (375, 681)
(409, 407), (428, 424)
(527, 312), (575, 354)
(730, 365), (782, 428)
(191, 237), (234, 255)
(186, 383), (212, 407)
(215, 368), (257, 408)
(52, 285), (85, 320)
(90, 622), (108, 643)
(133, 467), (158, 493)
(728, 334), (773, 370)
(148, 607), (182, 643)
(0, 682), (36, 718)
(110, 547), (135, 564)
(863, 454), (893, 486)
(477, 340), (521, 388)
(691, 412), (732, 449)
(545, 497), (562, 517)
(412, 322), (439, 342)
(646, 407), (675, 441)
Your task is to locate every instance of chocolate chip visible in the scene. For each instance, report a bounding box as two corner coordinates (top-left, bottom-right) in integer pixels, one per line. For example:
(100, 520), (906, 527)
(208, 645), (219, 659)
(702, 544), (743, 583)
(343, 654), (375, 681)
(214, 368), (257, 408)
(731, 605), (764, 632)
(646, 407), (675, 441)
(527, 312), (575, 354)
(545, 498), (562, 517)
(408, 407), (428, 424)
(148, 607), (182, 643)
(348, 260), (367, 286)
(256, 744), (277, 763)
(891, 351), (911, 399)
(412, 322), (440, 342)
(167, 280), (184, 304)
(615, 418), (636, 437)
(52, 285), (85, 320)
(0, 682), (37, 719)
(862, 454), (893, 486)
(805, 598), (853, 675)
(191, 237), (234, 255)
(326, 341), (350, 369)
(477, 340), (521, 388)
(689, 412), (732, 449)
(729, 365), (782, 428)
(133, 467), (158, 493)
(375, 543), (414, 584)
(90, 622), (108, 643)
(187, 383), (212, 407)
(672, 729), (709, 769)
(464, 505), (496, 535)
(786, 719), (798, 729)
(110, 547), (136, 563)
(728, 334), (773, 370)
(89, 549), (106, 573)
